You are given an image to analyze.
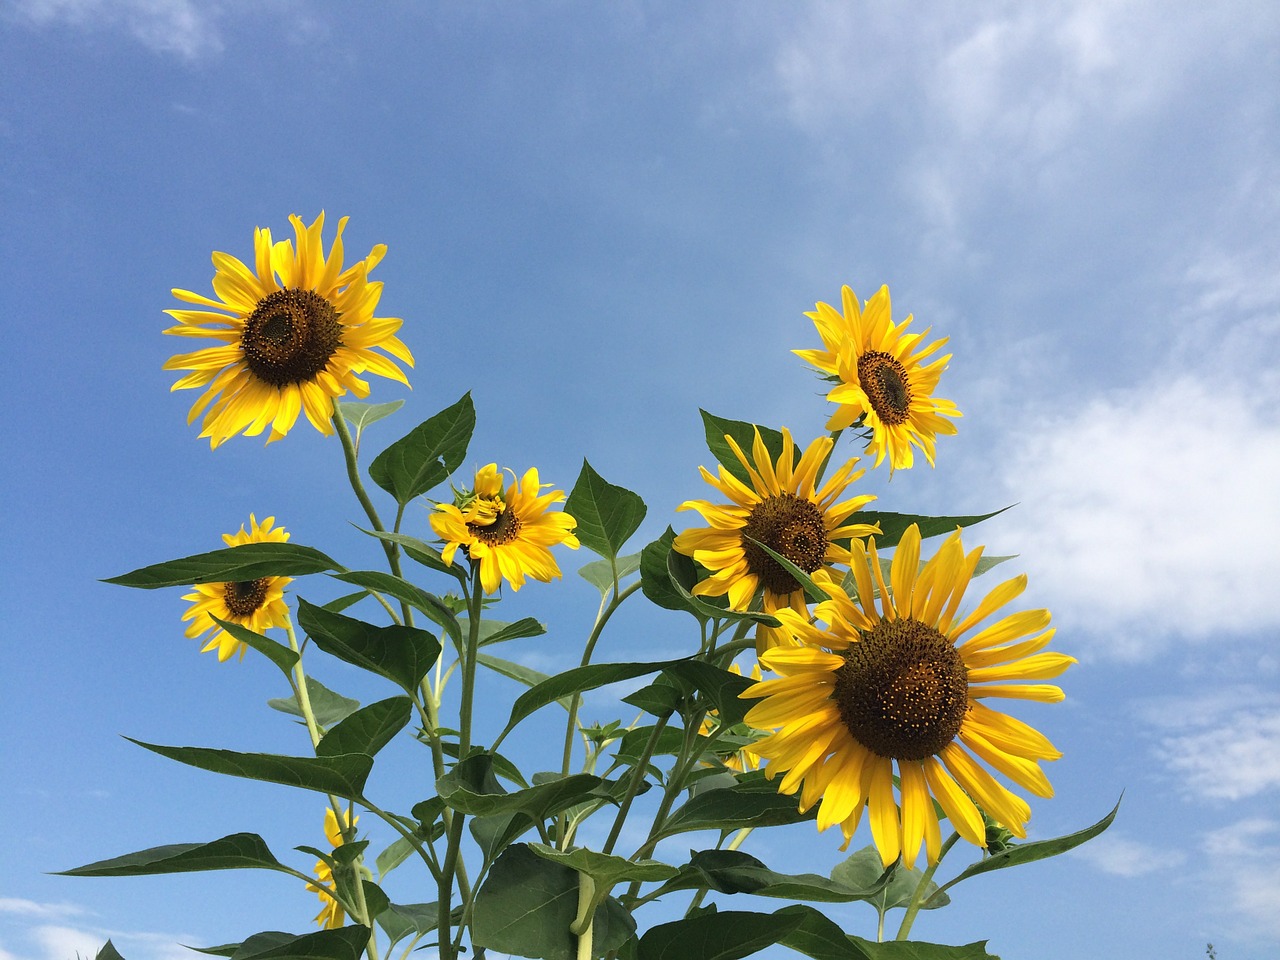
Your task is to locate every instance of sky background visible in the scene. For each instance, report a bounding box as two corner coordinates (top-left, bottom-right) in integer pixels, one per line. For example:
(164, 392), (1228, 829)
(2, 2), (1279, 959)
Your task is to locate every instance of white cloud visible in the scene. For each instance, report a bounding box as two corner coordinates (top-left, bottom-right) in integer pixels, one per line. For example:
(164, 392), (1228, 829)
(1157, 708), (1280, 802)
(1071, 831), (1184, 877)
(0, 902), (84, 920)
(1200, 819), (1280, 939)
(6, 0), (223, 59)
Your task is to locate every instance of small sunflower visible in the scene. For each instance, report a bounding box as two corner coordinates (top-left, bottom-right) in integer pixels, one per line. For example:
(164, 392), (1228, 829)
(796, 285), (960, 473)
(180, 514), (292, 662)
(163, 213), (414, 448)
(741, 523), (1074, 868)
(700, 662), (765, 773)
(306, 807), (358, 929)
(431, 464), (580, 594)
(673, 427), (878, 652)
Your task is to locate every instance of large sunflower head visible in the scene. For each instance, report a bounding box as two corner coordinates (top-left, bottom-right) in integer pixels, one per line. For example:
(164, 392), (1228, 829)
(163, 213), (414, 448)
(306, 807), (358, 929)
(741, 523), (1074, 869)
(796, 285), (961, 474)
(180, 514), (292, 662)
(431, 464), (580, 594)
(673, 427), (879, 652)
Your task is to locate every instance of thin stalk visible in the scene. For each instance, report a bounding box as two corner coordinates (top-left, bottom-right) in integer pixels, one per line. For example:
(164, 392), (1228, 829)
(599, 712), (673, 857)
(895, 832), (960, 941)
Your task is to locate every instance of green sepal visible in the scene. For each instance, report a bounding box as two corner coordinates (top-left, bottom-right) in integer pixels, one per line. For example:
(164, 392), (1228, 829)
(125, 739), (372, 799)
(369, 392), (475, 505)
(58, 833), (287, 877)
(700, 411), (800, 487)
(564, 460), (647, 561)
(296, 598), (440, 693)
(315, 697), (412, 758)
(105, 542), (341, 589)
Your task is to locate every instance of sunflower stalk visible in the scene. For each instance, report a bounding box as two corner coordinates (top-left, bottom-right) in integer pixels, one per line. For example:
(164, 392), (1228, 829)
(895, 831), (959, 941)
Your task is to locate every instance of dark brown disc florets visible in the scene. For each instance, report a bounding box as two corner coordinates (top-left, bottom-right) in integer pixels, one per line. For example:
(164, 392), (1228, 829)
(241, 288), (343, 386)
(741, 492), (829, 595)
(857, 351), (912, 425)
(224, 579), (270, 617)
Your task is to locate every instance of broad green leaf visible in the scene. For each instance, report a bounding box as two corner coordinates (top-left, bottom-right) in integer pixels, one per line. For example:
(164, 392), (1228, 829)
(773, 905), (865, 960)
(700, 411), (801, 488)
(96, 942), (126, 960)
(564, 461), (647, 561)
(356, 528), (462, 581)
(337, 399), (403, 433)
(579, 553), (642, 595)
(369, 392), (475, 505)
(613, 724), (685, 764)
(316, 697), (412, 758)
(296, 598), (440, 693)
(330, 570), (461, 647)
(477, 654), (572, 709)
(59, 834), (285, 877)
(375, 836), (415, 880)
(267, 676), (361, 728)
(940, 797), (1120, 890)
(639, 529), (695, 614)
(472, 844), (635, 960)
(376, 902), (443, 949)
(664, 538), (780, 628)
(830, 848), (949, 912)
(470, 810), (537, 864)
(106, 542), (341, 589)
(661, 660), (755, 726)
(637, 908), (806, 960)
(663, 849), (890, 904)
(843, 937), (998, 960)
(126, 740), (372, 799)
(526, 844), (676, 886)
(438, 754), (604, 820)
(469, 616), (547, 646)
(857, 509), (1010, 549)
(210, 617), (298, 678)
(227, 927), (370, 960)
(621, 679), (683, 717)
(657, 771), (816, 838)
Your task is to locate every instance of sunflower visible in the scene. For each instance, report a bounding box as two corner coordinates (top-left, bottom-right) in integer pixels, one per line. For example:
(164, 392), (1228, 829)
(180, 514), (292, 662)
(431, 464), (580, 594)
(741, 523), (1074, 869)
(700, 662), (764, 773)
(795, 285), (960, 473)
(163, 213), (414, 448)
(306, 807), (358, 929)
(673, 427), (878, 652)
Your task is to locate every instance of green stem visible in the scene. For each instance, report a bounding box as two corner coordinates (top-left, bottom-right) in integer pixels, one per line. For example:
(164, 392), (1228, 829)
(600, 712), (673, 857)
(895, 832), (959, 941)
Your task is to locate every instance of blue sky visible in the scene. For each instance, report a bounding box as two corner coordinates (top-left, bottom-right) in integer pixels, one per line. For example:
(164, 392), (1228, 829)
(2, 2), (1279, 959)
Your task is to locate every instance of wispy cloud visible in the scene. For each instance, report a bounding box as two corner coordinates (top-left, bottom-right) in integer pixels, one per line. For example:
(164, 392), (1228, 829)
(6, 0), (224, 60)
(0, 901), (84, 920)
(1200, 819), (1280, 939)
(1157, 707), (1280, 802)
(1071, 831), (1184, 877)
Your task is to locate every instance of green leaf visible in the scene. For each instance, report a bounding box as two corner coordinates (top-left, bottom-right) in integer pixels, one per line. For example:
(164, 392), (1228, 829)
(638, 908), (806, 960)
(95, 942), (126, 960)
(227, 927), (371, 960)
(564, 461), (647, 561)
(59, 834), (286, 877)
(267, 676), (360, 728)
(772, 904), (865, 960)
(831, 848), (949, 912)
(621, 680), (683, 717)
(700, 411), (800, 487)
(374, 836), (415, 880)
(322, 591), (369, 614)
(376, 902), (442, 949)
(613, 724), (685, 765)
(316, 697), (412, 758)
(296, 598), (440, 693)
(357, 528), (463, 581)
(106, 542), (341, 589)
(470, 616), (548, 646)
(843, 937), (998, 960)
(438, 754), (605, 820)
(941, 797), (1120, 889)
(741, 536), (832, 605)
(527, 844), (676, 886)
(664, 849), (890, 904)
(579, 553), (642, 595)
(639, 528), (694, 614)
(472, 844), (635, 960)
(338, 399), (403, 432)
(657, 771), (816, 839)
(210, 617), (298, 678)
(661, 660), (755, 726)
(857, 509), (1010, 549)
(126, 740), (372, 799)
(369, 392), (475, 505)
(477, 654), (572, 708)
(330, 570), (462, 647)
(664, 537), (780, 628)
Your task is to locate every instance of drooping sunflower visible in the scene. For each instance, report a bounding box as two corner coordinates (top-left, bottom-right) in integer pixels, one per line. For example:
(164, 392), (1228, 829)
(180, 514), (292, 662)
(673, 427), (879, 652)
(795, 285), (960, 473)
(306, 807), (358, 929)
(741, 523), (1074, 869)
(163, 213), (414, 448)
(431, 464), (580, 594)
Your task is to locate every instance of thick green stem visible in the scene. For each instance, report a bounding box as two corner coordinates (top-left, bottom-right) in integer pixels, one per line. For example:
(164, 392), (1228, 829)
(895, 832), (959, 941)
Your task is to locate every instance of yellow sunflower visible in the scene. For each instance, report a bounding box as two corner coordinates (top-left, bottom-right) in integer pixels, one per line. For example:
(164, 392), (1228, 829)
(431, 464), (580, 594)
(700, 662), (764, 773)
(163, 213), (414, 448)
(673, 427), (878, 652)
(796, 285), (960, 473)
(306, 807), (358, 929)
(180, 514), (292, 662)
(741, 523), (1074, 869)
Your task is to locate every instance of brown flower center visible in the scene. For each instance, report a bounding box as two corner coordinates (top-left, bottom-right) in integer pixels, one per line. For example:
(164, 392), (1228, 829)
(469, 508), (522, 547)
(241, 288), (343, 387)
(741, 493), (829, 596)
(833, 617), (968, 760)
(224, 579), (270, 618)
(857, 351), (912, 425)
